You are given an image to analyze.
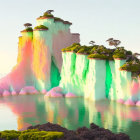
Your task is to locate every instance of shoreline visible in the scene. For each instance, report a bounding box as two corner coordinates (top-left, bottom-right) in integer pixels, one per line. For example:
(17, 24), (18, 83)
(27, 122), (130, 140)
(0, 122), (130, 140)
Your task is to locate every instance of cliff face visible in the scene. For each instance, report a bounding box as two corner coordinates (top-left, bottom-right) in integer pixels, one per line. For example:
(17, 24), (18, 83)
(0, 17), (80, 93)
(0, 32), (34, 92)
(59, 52), (140, 101)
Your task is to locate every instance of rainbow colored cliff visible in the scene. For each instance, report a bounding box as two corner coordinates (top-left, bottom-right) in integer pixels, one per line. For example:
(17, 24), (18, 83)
(0, 11), (80, 94)
(0, 11), (140, 106)
(47, 44), (140, 106)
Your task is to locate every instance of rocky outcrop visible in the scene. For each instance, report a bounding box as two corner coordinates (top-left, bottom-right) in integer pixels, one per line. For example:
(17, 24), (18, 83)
(27, 122), (130, 140)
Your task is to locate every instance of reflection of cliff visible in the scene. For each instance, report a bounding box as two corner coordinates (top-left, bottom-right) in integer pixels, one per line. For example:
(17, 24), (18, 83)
(0, 95), (47, 130)
(44, 98), (89, 129)
(0, 96), (139, 139)
(60, 52), (140, 102)
(85, 100), (140, 140)
(0, 13), (80, 93)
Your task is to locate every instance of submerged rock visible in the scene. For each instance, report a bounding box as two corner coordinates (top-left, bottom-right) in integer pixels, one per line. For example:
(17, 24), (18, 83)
(41, 89), (47, 94)
(51, 92), (63, 97)
(3, 90), (11, 97)
(65, 92), (76, 98)
(124, 99), (135, 106)
(45, 87), (63, 98)
(52, 87), (62, 92)
(11, 91), (17, 96)
(20, 86), (39, 95)
(19, 90), (26, 95)
(117, 99), (124, 104)
(136, 101), (140, 106)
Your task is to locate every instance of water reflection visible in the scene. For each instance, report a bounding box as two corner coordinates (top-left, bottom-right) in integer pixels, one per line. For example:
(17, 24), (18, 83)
(0, 95), (139, 140)
(45, 98), (89, 129)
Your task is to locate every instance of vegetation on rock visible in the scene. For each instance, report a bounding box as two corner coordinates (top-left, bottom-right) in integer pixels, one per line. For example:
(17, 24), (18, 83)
(62, 41), (140, 74)
(21, 27), (33, 32)
(0, 130), (20, 140)
(25, 27), (33, 32)
(43, 13), (54, 18)
(88, 53), (109, 59)
(0, 129), (64, 140)
(61, 43), (81, 53)
(54, 17), (63, 21)
(34, 25), (48, 30)
(120, 61), (140, 73)
(38, 11), (54, 19)
(0, 122), (130, 140)
(37, 10), (72, 26)
(126, 50), (132, 55)
(61, 43), (113, 59)
(22, 23), (33, 32)
(113, 47), (127, 59)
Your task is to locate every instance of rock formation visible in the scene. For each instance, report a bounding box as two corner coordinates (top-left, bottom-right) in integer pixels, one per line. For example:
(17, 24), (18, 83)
(56, 44), (140, 106)
(0, 11), (80, 94)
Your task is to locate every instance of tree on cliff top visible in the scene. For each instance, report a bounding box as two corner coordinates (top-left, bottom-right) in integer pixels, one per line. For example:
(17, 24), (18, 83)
(106, 38), (121, 48)
(45, 10), (54, 15)
(89, 41), (95, 46)
(43, 10), (54, 17)
(126, 52), (140, 63)
(24, 23), (32, 28)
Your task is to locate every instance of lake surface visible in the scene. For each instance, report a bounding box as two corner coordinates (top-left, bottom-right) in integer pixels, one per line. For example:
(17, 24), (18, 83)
(0, 95), (139, 140)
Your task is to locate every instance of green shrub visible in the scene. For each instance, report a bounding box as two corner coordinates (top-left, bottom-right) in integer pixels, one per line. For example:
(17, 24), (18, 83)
(77, 46), (92, 54)
(108, 54), (114, 60)
(61, 47), (71, 52)
(70, 45), (81, 53)
(25, 27), (33, 32)
(22, 27), (33, 32)
(54, 17), (61, 20)
(114, 47), (125, 52)
(126, 50), (132, 55)
(43, 132), (64, 140)
(113, 53), (126, 59)
(0, 129), (64, 140)
(88, 53), (108, 59)
(34, 25), (48, 30)
(0, 130), (21, 140)
(54, 17), (63, 22)
(120, 62), (140, 72)
(43, 13), (54, 18)
(61, 43), (81, 52)
(89, 46), (98, 54)
(20, 131), (64, 140)
(113, 47), (126, 59)
(89, 45), (111, 55)
(77, 48), (88, 54)
(19, 131), (63, 140)
(61, 44), (139, 62)
(72, 43), (81, 46)
(39, 16), (43, 18)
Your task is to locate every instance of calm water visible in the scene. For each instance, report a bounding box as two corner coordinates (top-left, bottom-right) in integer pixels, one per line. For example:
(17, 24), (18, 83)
(0, 95), (139, 140)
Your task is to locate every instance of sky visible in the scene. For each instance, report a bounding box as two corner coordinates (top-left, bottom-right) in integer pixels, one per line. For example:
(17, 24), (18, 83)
(0, 0), (140, 76)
